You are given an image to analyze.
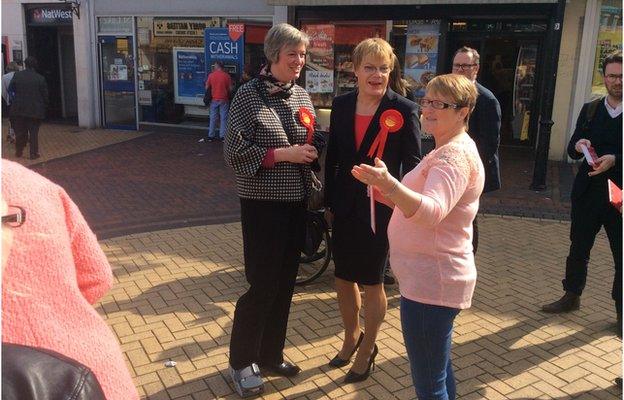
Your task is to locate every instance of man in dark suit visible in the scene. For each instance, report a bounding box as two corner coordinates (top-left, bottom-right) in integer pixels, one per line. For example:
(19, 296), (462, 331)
(9, 56), (48, 160)
(452, 47), (501, 252)
(541, 51), (622, 328)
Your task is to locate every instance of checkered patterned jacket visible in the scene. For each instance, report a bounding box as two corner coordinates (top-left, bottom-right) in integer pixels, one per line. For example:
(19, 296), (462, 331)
(224, 78), (319, 202)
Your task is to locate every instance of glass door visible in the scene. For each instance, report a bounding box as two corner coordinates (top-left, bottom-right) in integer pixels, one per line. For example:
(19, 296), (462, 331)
(99, 35), (136, 130)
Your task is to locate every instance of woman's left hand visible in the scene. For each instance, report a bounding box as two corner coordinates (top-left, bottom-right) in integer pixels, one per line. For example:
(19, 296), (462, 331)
(352, 158), (396, 192)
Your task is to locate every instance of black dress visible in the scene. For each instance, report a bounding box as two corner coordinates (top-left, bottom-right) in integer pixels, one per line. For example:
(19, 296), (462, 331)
(324, 88), (421, 285)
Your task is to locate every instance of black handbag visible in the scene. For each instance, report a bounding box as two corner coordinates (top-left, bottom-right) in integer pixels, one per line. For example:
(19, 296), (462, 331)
(203, 87), (212, 106)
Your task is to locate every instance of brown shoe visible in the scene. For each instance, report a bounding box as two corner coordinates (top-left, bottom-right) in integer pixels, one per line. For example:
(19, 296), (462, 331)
(541, 292), (580, 313)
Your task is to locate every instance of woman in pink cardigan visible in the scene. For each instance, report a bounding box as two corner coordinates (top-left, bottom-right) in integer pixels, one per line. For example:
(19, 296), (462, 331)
(1, 160), (139, 400)
(352, 74), (484, 399)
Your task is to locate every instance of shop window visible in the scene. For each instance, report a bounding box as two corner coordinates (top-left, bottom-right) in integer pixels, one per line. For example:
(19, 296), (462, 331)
(136, 16), (271, 126)
(591, 0), (623, 97)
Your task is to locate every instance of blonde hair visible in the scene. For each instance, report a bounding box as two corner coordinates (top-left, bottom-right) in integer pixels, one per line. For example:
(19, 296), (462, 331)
(352, 38), (394, 70)
(426, 74), (478, 126)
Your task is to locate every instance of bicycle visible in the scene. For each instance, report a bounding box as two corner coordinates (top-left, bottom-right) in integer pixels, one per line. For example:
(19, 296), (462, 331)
(296, 209), (332, 285)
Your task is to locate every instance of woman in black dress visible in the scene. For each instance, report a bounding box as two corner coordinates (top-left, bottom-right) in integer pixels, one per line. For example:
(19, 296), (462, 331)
(324, 38), (421, 383)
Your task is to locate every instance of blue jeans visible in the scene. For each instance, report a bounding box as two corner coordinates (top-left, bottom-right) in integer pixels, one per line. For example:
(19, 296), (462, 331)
(208, 100), (229, 139)
(400, 297), (460, 400)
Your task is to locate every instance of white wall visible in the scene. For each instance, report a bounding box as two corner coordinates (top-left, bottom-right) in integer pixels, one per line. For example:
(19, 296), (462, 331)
(93, 0), (274, 17)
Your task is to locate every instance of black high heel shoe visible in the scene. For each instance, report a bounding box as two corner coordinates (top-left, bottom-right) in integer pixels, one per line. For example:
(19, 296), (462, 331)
(343, 344), (378, 384)
(328, 332), (364, 368)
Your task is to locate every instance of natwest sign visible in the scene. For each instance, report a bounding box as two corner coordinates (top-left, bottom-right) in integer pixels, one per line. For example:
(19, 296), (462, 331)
(28, 6), (73, 26)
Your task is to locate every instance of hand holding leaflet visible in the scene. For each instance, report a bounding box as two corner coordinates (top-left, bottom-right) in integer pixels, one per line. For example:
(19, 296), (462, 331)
(580, 143), (600, 168)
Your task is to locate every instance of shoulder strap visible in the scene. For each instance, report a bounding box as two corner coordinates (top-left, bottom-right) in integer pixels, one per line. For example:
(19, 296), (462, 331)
(585, 97), (603, 125)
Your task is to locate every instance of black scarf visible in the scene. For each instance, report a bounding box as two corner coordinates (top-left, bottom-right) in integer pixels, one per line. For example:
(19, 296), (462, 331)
(258, 64), (294, 99)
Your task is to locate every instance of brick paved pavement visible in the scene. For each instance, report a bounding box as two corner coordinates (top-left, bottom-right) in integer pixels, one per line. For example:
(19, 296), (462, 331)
(1, 120), (146, 167)
(6, 124), (573, 240)
(99, 215), (621, 399)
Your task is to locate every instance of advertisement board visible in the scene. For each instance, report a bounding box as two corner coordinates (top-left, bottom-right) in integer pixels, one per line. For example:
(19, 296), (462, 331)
(404, 20), (441, 98)
(172, 47), (206, 106)
(204, 27), (244, 78)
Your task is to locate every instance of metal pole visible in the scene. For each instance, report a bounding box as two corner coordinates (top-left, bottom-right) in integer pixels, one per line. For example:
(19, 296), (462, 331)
(530, 0), (566, 191)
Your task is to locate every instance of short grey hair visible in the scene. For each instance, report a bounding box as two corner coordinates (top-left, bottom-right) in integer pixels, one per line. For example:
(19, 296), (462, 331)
(264, 23), (309, 64)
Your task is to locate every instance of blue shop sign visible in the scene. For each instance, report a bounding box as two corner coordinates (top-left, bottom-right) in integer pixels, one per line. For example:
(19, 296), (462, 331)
(204, 28), (244, 78)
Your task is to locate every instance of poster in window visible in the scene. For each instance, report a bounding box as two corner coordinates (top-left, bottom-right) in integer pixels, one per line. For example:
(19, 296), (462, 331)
(404, 20), (441, 98)
(173, 47), (206, 106)
(303, 24), (335, 105)
(591, 2), (622, 97)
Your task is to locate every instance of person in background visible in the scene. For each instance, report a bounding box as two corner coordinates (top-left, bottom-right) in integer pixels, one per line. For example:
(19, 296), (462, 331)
(2, 61), (20, 144)
(201, 60), (233, 143)
(451, 46), (501, 253)
(541, 51), (622, 333)
(352, 74), (483, 399)
(1, 159), (139, 400)
(8, 56), (48, 159)
(389, 54), (415, 102)
(224, 23), (324, 397)
(324, 38), (421, 384)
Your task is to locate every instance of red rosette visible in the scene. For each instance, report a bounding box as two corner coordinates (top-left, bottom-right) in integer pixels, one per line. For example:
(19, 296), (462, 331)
(367, 109), (404, 160)
(299, 107), (315, 144)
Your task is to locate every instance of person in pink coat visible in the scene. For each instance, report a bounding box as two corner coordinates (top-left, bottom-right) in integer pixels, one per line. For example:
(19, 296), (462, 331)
(352, 74), (484, 399)
(1, 160), (139, 400)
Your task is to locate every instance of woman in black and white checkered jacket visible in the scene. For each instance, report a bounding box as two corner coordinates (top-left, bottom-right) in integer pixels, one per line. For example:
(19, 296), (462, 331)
(223, 23), (324, 396)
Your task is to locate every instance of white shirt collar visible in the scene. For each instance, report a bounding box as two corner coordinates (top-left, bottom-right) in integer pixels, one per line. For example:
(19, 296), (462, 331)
(604, 96), (622, 118)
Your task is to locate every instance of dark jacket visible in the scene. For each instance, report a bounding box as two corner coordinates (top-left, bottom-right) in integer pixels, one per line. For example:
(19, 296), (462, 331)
(567, 98), (622, 201)
(8, 68), (49, 120)
(468, 82), (501, 193)
(324, 88), (421, 224)
(2, 343), (106, 400)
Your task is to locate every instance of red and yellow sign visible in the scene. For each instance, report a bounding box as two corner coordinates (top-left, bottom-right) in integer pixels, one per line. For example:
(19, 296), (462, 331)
(299, 107), (315, 144)
(367, 109), (404, 160)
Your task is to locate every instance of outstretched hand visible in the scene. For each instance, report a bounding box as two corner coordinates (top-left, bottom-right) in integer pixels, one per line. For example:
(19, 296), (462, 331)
(351, 158), (395, 193)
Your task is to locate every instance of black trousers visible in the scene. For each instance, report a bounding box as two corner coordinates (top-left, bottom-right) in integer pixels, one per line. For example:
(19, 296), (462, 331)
(11, 116), (41, 157)
(564, 183), (622, 314)
(229, 198), (307, 369)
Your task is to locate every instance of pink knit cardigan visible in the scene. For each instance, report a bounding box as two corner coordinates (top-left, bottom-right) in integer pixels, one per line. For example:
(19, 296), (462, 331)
(2, 160), (139, 400)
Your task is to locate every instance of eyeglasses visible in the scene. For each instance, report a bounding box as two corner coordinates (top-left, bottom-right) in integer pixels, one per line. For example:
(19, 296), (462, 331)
(362, 65), (391, 75)
(417, 98), (460, 110)
(452, 63), (478, 71)
(605, 74), (623, 82)
(2, 205), (26, 228)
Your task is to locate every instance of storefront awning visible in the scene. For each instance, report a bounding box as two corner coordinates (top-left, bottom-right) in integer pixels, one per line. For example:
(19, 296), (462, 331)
(267, 0), (557, 4)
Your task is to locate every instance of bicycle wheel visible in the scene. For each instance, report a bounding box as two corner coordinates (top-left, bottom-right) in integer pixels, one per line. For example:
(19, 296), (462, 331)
(296, 212), (331, 286)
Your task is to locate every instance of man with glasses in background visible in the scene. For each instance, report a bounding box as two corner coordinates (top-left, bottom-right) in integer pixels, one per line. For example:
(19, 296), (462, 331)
(541, 51), (622, 336)
(451, 46), (501, 253)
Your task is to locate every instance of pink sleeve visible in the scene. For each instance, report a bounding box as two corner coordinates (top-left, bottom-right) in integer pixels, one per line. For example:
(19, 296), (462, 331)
(60, 189), (113, 304)
(261, 148), (276, 168)
(408, 148), (470, 226)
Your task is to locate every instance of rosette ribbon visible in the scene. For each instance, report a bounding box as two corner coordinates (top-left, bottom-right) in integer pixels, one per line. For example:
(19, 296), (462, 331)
(299, 107), (315, 144)
(367, 109), (404, 234)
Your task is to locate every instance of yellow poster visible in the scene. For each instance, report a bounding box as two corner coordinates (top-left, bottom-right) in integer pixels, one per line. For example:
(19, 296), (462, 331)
(153, 18), (220, 37)
(591, 3), (622, 96)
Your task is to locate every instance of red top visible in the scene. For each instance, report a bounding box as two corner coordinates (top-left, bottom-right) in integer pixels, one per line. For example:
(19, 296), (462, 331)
(205, 69), (233, 101)
(354, 114), (373, 151)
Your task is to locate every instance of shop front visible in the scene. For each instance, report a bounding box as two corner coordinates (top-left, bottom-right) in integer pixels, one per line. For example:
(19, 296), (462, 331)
(24, 3), (78, 122)
(288, 3), (556, 151)
(96, 14), (272, 131)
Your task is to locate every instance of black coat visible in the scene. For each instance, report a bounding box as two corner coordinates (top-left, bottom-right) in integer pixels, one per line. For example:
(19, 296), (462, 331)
(468, 82), (501, 193)
(567, 99), (622, 201)
(324, 88), (421, 223)
(8, 69), (48, 120)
